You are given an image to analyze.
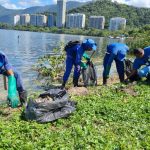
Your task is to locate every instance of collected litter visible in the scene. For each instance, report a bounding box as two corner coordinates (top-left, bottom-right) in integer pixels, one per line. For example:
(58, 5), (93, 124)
(24, 89), (77, 123)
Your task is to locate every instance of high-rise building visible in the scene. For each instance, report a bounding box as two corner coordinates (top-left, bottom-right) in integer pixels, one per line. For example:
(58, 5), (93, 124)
(30, 14), (37, 26)
(56, 0), (66, 28)
(14, 15), (20, 26)
(89, 16), (105, 29)
(66, 14), (74, 28)
(20, 14), (30, 26)
(36, 15), (47, 27)
(47, 14), (55, 27)
(109, 17), (126, 31)
(66, 13), (86, 28)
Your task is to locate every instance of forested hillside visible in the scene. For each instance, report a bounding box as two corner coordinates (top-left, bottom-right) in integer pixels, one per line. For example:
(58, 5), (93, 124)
(69, 0), (150, 28)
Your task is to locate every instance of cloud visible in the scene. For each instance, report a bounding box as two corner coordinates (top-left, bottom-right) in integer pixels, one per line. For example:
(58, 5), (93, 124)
(3, 3), (18, 9)
(18, 0), (42, 8)
(0, 0), (19, 9)
(112, 0), (150, 8)
(0, 0), (50, 9)
(126, 0), (150, 8)
(0, 0), (150, 9)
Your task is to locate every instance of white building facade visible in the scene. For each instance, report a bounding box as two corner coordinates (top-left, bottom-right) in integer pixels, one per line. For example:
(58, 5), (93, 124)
(56, 0), (66, 28)
(20, 14), (30, 26)
(89, 16), (105, 29)
(66, 13), (86, 28)
(109, 17), (126, 31)
(48, 14), (55, 27)
(36, 15), (47, 27)
(30, 14), (37, 26)
(14, 15), (20, 26)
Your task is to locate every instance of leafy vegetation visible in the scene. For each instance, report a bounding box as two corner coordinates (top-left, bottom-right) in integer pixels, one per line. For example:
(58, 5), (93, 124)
(0, 82), (150, 149)
(126, 25), (150, 52)
(69, 0), (150, 28)
(0, 23), (133, 37)
(35, 43), (65, 88)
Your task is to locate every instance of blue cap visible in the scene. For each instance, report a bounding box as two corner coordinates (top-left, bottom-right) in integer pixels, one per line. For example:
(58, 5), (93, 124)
(82, 39), (97, 51)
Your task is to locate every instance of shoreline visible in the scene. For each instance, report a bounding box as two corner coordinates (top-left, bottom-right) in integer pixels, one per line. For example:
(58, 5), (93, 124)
(0, 24), (129, 38)
(0, 28), (106, 38)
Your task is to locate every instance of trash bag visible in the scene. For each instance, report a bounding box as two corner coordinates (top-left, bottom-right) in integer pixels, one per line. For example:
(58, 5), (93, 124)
(81, 61), (97, 86)
(24, 89), (77, 123)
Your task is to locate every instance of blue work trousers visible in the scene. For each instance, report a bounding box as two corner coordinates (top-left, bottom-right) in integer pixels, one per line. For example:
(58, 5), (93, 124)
(138, 66), (150, 77)
(63, 57), (81, 83)
(0, 69), (25, 93)
(103, 54), (125, 82)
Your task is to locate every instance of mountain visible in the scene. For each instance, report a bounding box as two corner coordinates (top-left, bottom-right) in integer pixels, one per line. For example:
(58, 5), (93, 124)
(69, 0), (150, 27)
(0, 1), (87, 24)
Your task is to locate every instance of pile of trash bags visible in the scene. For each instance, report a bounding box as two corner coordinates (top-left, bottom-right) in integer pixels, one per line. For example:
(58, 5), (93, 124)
(24, 89), (77, 123)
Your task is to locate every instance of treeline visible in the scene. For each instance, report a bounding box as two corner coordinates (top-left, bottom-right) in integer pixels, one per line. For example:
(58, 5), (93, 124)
(126, 25), (150, 51)
(0, 23), (150, 51)
(0, 23), (129, 37)
(69, 0), (150, 28)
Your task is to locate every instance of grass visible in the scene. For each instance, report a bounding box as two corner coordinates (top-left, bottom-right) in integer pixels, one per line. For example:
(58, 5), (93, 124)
(0, 82), (150, 149)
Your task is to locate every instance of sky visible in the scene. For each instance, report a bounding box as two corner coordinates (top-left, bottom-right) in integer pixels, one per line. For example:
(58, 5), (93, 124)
(0, 0), (150, 10)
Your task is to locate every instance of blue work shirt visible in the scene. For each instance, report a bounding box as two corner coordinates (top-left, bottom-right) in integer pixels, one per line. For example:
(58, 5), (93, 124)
(133, 46), (150, 70)
(66, 44), (85, 65)
(105, 43), (129, 67)
(103, 43), (129, 78)
(106, 43), (129, 62)
(0, 51), (12, 72)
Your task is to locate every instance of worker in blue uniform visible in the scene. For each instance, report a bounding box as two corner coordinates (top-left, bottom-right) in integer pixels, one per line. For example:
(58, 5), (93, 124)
(0, 51), (27, 106)
(125, 47), (150, 81)
(62, 39), (97, 88)
(103, 43), (129, 85)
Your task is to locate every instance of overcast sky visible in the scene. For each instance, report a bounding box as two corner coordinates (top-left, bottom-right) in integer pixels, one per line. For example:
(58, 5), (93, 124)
(0, 0), (150, 9)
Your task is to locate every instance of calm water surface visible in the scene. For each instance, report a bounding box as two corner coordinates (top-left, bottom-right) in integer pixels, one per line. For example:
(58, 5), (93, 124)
(0, 29), (118, 92)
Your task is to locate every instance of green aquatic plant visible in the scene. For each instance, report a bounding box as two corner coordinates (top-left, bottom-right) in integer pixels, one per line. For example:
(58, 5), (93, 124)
(35, 43), (65, 84)
(0, 83), (150, 149)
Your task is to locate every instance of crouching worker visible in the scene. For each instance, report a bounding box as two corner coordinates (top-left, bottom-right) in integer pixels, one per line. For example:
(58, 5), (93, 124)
(125, 47), (150, 82)
(103, 43), (129, 85)
(61, 39), (97, 88)
(0, 52), (27, 108)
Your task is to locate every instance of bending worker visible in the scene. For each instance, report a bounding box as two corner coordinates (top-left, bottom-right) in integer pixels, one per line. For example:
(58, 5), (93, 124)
(125, 47), (150, 82)
(62, 39), (97, 88)
(0, 51), (27, 106)
(103, 43), (129, 85)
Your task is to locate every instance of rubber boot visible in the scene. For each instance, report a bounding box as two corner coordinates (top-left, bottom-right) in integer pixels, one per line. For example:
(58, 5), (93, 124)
(61, 81), (66, 89)
(73, 78), (79, 87)
(19, 90), (27, 106)
(119, 74), (125, 83)
(146, 74), (150, 83)
(103, 77), (107, 85)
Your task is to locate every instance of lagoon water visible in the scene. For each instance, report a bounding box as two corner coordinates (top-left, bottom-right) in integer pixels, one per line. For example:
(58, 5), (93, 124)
(0, 29), (118, 93)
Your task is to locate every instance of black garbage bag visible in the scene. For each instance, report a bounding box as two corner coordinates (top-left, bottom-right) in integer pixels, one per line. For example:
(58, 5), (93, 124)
(81, 61), (97, 87)
(24, 89), (77, 123)
(39, 89), (68, 101)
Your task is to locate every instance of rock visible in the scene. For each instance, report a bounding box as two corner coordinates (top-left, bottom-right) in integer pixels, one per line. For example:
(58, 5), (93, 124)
(68, 87), (89, 96)
(121, 87), (138, 96)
